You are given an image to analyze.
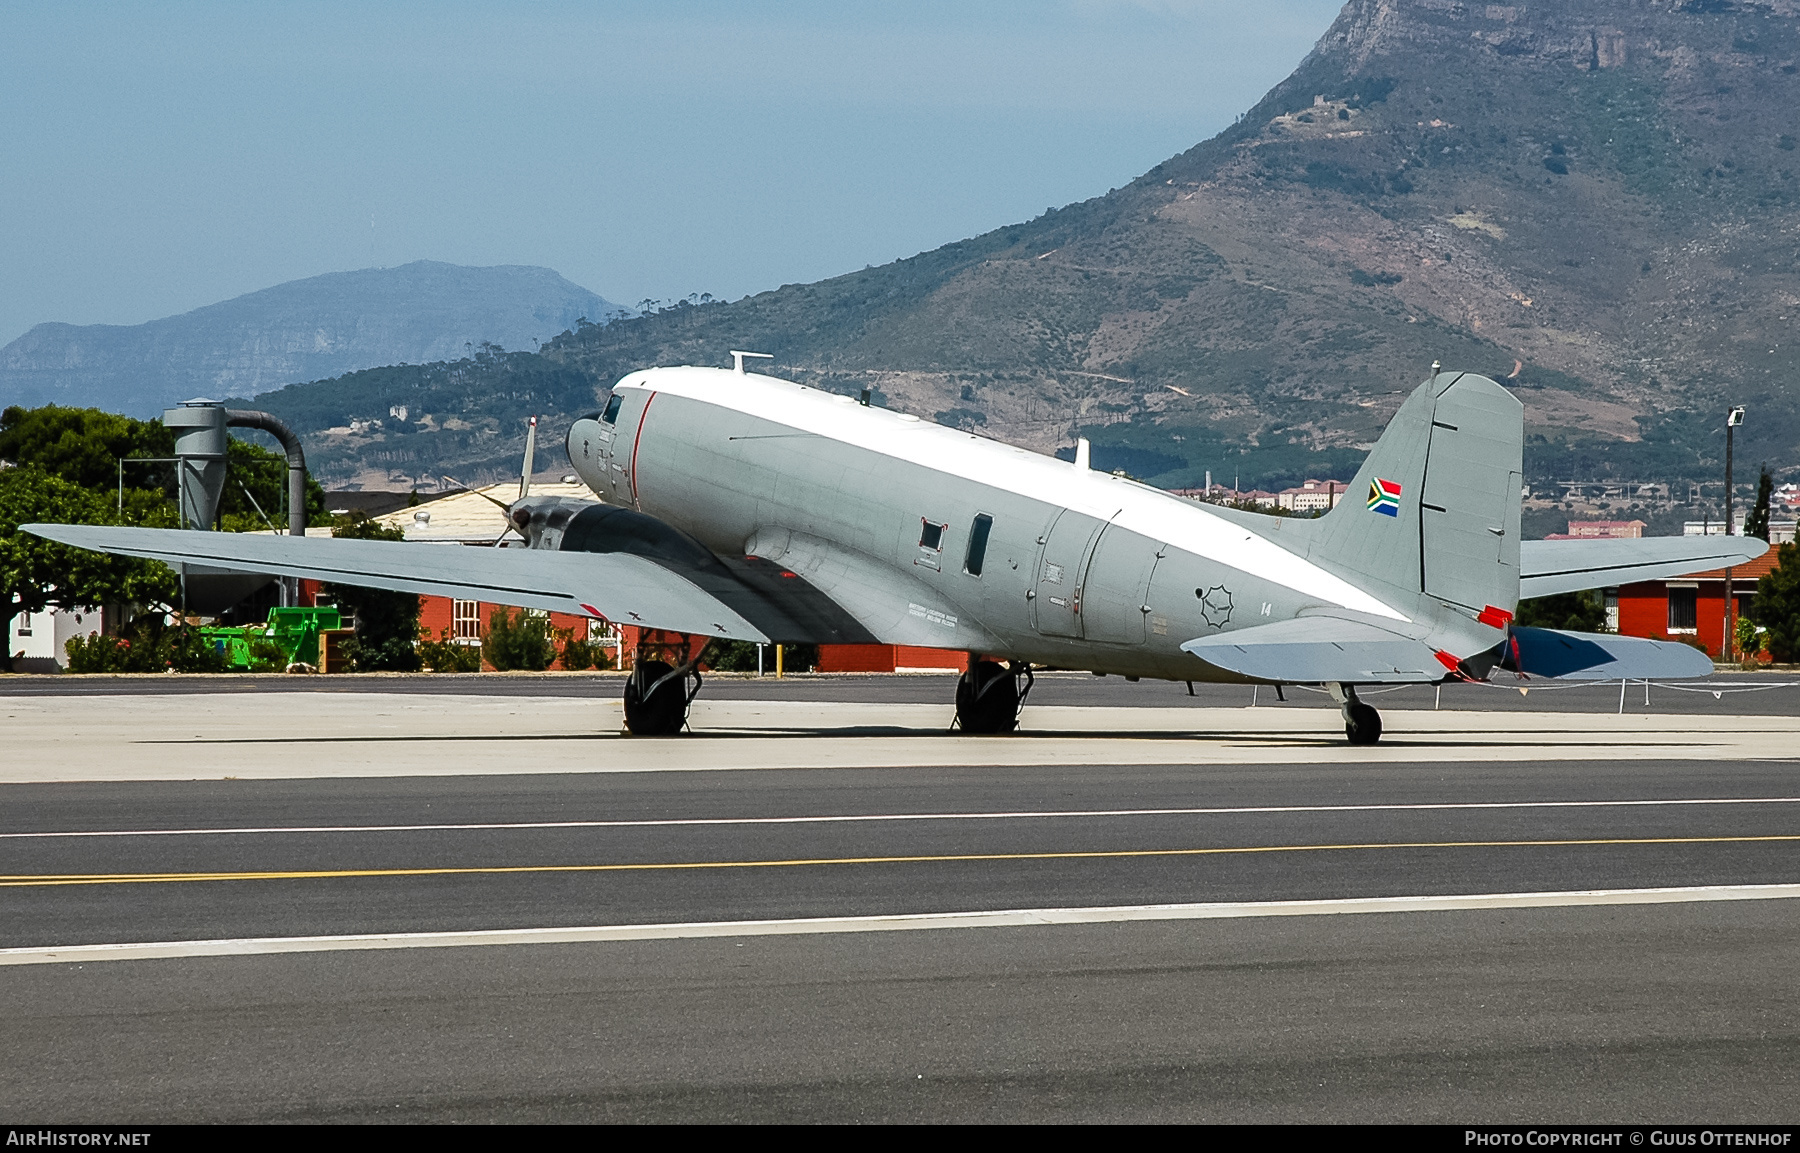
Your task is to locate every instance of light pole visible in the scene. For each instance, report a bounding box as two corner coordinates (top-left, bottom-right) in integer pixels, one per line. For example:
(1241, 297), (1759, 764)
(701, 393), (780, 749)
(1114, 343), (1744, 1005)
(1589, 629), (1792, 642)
(1724, 405), (1746, 662)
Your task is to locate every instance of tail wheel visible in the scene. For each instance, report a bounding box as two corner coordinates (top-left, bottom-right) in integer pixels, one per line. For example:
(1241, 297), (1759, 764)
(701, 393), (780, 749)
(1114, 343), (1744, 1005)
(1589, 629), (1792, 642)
(1345, 702), (1382, 746)
(623, 659), (688, 736)
(956, 660), (1021, 734)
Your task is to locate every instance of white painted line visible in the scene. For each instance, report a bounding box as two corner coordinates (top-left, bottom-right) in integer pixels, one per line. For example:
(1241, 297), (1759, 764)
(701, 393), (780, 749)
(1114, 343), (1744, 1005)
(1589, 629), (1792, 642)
(7, 884), (1799, 967)
(7, 796), (1800, 841)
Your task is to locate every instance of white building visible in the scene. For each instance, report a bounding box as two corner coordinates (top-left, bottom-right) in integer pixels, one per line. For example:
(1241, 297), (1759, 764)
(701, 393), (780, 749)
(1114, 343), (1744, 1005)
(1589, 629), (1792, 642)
(1276, 479), (1344, 512)
(8, 605), (111, 673)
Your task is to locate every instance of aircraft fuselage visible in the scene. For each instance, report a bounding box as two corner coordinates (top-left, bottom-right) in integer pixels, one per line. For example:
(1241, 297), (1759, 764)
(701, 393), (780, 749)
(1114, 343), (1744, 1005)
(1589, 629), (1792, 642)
(566, 367), (1406, 681)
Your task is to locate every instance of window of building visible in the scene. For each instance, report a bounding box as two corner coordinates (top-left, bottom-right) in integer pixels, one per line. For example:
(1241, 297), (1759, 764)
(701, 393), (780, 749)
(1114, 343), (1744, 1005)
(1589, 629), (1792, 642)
(601, 394), (623, 424)
(1667, 586), (1698, 633)
(14, 612), (31, 637)
(453, 599), (482, 641)
(963, 514), (993, 576)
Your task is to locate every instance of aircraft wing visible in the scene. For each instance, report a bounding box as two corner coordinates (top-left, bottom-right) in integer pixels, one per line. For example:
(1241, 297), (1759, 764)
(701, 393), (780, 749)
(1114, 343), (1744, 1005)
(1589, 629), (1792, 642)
(22, 523), (775, 642)
(1520, 536), (1769, 599)
(1181, 616), (1443, 684)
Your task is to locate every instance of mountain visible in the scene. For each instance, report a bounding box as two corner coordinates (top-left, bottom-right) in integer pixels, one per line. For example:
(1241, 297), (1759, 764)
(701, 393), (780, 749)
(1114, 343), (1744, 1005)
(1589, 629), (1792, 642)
(0, 261), (625, 419)
(249, 0), (1800, 490)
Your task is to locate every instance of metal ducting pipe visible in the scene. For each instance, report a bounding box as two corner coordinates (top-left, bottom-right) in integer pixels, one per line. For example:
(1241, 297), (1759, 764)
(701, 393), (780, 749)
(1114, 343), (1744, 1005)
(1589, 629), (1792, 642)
(225, 409), (307, 536)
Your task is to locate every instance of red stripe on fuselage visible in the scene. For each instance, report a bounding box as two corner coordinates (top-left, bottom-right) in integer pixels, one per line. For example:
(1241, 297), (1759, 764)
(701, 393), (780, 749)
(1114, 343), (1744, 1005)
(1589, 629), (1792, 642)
(629, 391), (656, 509)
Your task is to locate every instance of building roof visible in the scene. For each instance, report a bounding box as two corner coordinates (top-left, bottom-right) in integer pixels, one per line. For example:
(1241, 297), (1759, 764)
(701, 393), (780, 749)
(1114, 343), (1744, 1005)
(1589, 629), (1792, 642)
(323, 489), (456, 519)
(1676, 546), (1784, 581)
(371, 480), (599, 542)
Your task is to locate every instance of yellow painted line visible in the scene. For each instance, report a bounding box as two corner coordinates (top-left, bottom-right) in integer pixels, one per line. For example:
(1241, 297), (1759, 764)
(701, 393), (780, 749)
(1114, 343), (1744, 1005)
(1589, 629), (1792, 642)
(3, 833), (1799, 888)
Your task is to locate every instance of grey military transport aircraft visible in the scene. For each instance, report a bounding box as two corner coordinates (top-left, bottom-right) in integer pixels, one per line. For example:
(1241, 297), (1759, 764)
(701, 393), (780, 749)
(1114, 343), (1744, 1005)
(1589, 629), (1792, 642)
(27, 363), (1765, 744)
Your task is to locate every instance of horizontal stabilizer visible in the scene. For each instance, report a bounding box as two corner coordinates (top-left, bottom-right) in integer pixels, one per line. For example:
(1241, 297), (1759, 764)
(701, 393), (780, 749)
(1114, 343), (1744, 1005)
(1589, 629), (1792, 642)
(1520, 537), (1768, 599)
(22, 523), (772, 642)
(1181, 616), (1442, 684)
(1504, 626), (1714, 680)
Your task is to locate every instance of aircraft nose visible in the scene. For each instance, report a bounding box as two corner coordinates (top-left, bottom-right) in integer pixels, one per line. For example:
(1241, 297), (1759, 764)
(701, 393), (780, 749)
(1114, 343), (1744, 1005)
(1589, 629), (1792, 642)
(566, 417), (607, 491)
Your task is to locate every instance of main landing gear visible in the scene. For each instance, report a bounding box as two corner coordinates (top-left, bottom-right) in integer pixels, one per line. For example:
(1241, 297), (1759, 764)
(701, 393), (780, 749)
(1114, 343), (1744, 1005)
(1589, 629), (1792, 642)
(622, 631), (704, 736)
(955, 659), (1034, 734)
(1327, 681), (1382, 746)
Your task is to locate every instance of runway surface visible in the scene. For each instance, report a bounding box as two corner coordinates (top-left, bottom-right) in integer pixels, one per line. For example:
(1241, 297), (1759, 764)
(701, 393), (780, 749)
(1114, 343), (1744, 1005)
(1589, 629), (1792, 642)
(3, 672), (1798, 1121)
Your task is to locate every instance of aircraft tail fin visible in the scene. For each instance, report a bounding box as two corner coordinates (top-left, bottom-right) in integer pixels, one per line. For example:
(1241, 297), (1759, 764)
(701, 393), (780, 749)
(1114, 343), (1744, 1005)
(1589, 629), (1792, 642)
(1306, 372), (1523, 614)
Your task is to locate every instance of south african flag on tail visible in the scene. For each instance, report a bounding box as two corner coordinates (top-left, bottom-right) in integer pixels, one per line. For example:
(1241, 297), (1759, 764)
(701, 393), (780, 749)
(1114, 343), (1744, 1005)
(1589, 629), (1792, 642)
(1367, 477), (1402, 517)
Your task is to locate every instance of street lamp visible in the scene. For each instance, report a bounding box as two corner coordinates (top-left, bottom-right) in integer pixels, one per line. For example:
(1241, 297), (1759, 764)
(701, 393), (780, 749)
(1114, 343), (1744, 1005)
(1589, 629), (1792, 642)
(1724, 405), (1746, 662)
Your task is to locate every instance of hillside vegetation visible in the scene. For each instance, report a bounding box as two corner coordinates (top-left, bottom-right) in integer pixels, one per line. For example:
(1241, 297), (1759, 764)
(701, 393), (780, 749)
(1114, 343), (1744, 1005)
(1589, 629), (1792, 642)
(247, 0), (1800, 490)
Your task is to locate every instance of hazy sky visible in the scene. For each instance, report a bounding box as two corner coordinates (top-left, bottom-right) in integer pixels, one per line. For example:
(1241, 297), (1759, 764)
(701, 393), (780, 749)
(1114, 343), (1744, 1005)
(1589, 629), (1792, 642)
(0, 1), (1343, 345)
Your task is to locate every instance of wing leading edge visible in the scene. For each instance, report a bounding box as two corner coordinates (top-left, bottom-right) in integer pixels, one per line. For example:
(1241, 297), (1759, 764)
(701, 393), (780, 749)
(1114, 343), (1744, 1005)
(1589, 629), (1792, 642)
(1520, 536), (1768, 599)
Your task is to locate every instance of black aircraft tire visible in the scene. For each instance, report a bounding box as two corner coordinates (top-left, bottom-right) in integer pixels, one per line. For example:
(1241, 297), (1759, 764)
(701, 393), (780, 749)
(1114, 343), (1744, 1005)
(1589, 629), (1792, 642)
(956, 660), (1019, 734)
(623, 660), (687, 736)
(1345, 702), (1382, 746)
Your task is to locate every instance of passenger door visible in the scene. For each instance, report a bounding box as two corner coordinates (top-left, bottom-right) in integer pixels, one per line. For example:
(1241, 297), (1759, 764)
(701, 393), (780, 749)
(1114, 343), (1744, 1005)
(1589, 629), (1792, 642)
(1080, 526), (1161, 645)
(1032, 509), (1107, 639)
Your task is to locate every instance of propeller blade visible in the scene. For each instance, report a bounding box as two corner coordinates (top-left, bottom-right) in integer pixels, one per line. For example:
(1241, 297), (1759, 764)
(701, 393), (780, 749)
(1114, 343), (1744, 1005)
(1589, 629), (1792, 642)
(519, 416), (539, 501)
(441, 475), (512, 513)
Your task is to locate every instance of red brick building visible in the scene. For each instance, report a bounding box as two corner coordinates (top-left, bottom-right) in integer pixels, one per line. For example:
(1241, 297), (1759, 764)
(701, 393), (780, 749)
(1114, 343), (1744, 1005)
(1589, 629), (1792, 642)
(1612, 548), (1780, 662)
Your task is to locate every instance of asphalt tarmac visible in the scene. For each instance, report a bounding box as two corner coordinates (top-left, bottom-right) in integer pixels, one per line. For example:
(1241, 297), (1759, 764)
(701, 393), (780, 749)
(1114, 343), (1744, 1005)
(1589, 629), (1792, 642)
(3, 674), (1798, 1122)
(5, 667), (1800, 715)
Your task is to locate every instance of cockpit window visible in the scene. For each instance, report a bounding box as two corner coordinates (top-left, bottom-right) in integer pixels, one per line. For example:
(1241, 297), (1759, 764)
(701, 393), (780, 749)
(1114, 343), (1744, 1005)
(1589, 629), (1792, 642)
(601, 394), (623, 424)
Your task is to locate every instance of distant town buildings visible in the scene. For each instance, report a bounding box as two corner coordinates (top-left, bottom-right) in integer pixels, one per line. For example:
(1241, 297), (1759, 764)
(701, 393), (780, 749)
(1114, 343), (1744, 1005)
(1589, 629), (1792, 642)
(1275, 479), (1343, 512)
(1168, 485), (1280, 508)
(1546, 519), (1646, 540)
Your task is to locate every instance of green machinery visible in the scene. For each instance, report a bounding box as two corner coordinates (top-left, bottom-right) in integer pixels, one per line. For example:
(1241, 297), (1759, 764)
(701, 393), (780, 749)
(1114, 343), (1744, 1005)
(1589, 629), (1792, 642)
(200, 607), (342, 669)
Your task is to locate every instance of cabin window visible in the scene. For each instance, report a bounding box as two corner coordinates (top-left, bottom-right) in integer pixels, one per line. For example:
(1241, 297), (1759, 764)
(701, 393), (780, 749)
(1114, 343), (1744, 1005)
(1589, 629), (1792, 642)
(964, 514), (993, 576)
(453, 599), (482, 641)
(919, 520), (945, 550)
(1667, 586), (1698, 633)
(601, 394), (623, 424)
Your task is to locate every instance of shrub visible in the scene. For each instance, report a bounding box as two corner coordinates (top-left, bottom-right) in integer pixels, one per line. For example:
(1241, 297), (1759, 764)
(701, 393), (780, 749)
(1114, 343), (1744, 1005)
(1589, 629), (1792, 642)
(246, 634), (289, 673)
(482, 607), (555, 671)
(704, 640), (765, 672)
(419, 630), (483, 673)
(558, 632), (615, 671)
(62, 615), (228, 673)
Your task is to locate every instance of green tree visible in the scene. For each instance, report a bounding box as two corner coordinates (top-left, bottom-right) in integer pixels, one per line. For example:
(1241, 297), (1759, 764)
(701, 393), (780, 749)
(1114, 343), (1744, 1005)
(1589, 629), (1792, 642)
(1745, 465), (1774, 542)
(0, 404), (173, 491)
(1514, 590), (1607, 632)
(0, 403), (328, 530)
(2, 466), (178, 671)
(1751, 542), (1800, 662)
(319, 513), (422, 671)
